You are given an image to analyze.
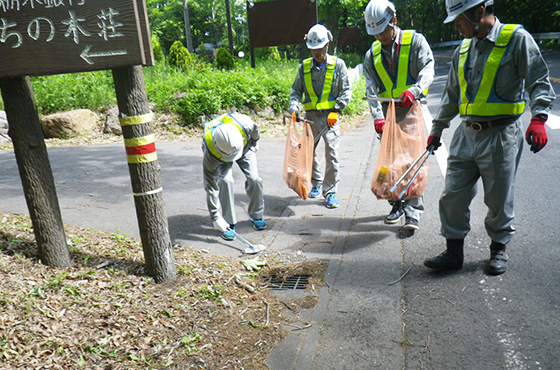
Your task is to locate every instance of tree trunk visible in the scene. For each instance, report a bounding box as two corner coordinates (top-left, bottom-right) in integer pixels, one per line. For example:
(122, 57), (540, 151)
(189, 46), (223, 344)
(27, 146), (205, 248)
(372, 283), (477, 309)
(112, 66), (176, 283)
(0, 76), (71, 268)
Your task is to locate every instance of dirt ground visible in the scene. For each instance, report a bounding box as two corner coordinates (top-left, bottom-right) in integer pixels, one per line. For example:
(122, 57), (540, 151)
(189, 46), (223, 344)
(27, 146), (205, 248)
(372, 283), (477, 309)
(0, 212), (327, 369)
(0, 111), (360, 369)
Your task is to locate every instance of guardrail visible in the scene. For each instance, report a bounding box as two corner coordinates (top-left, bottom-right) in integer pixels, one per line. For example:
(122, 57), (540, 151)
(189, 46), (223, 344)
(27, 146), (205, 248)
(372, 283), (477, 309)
(431, 32), (560, 49)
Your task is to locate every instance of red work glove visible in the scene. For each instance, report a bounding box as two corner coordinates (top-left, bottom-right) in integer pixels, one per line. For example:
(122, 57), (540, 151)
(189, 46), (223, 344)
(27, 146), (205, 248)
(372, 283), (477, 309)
(327, 112), (339, 127)
(399, 90), (415, 107)
(374, 119), (386, 134)
(525, 116), (548, 153)
(427, 135), (441, 152)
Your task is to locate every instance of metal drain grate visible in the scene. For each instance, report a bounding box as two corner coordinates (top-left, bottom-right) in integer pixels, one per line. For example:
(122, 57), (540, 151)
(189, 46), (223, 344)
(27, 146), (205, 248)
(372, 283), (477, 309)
(267, 275), (309, 290)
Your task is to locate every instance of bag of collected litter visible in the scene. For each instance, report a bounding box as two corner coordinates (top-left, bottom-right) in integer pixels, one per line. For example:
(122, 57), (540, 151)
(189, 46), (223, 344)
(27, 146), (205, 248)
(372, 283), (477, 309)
(371, 100), (428, 200)
(283, 115), (314, 200)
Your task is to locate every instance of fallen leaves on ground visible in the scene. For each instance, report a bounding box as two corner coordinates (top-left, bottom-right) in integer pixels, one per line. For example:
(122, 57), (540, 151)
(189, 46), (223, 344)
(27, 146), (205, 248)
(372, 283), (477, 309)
(0, 212), (326, 369)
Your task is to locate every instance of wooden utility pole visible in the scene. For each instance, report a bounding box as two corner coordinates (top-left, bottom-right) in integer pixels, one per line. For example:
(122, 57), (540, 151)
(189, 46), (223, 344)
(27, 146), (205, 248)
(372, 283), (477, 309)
(0, 76), (71, 268)
(225, 0), (235, 56)
(184, 0), (193, 52)
(112, 66), (176, 283)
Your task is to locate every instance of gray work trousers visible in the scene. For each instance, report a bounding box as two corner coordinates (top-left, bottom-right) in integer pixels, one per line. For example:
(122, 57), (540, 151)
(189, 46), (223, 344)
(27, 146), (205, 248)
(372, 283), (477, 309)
(218, 148), (264, 225)
(439, 120), (523, 244)
(305, 110), (340, 196)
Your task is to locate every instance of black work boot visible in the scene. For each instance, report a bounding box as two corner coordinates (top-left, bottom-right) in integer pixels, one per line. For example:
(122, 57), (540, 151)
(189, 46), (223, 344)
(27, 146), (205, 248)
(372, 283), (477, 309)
(486, 242), (507, 275)
(385, 201), (404, 224)
(424, 239), (464, 271)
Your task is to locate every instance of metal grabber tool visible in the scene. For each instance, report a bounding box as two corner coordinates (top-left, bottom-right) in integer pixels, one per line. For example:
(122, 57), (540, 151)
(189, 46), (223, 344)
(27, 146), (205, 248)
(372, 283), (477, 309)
(227, 228), (267, 254)
(286, 113), (322, 145)
(390, 147), (433, 200)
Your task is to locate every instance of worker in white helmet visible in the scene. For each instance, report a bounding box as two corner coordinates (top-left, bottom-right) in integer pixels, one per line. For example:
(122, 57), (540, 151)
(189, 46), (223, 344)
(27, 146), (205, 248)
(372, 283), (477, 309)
(363, 0), (435, 234)
(202, 113), (265, 241)
(289, 24), (352, 209)
(424, 0), (555, 275)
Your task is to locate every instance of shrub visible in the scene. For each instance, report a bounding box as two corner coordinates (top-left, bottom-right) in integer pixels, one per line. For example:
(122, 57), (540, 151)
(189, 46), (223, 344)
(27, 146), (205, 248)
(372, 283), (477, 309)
(175, 88), (222, 124)
(168, 41), (190, 69)
(152, 35), (165, 62)
(198, 42), (208, 62)
(255, 46), (282, 62)
(31, 71), (115, 115)
(168, 41), (210, 74)
(215, 48), (234, 70)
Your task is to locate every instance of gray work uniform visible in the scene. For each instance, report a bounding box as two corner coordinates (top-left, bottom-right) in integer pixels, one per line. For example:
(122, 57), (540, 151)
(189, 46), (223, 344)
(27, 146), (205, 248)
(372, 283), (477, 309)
(431, 18), (555, 244)
(364, 27), (435, 221)
(289, 54), (352, 196)
(202, 113), (264, 226)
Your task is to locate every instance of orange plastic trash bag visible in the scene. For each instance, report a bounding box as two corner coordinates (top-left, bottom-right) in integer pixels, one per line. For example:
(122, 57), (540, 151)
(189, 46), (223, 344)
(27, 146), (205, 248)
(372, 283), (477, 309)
(371, 100), (428, 200)
(283, 115), (314, 200)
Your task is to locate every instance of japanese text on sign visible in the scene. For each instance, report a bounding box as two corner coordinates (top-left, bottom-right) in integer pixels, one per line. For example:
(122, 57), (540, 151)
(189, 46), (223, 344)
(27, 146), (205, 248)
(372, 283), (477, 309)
(0, 0), (153, 78)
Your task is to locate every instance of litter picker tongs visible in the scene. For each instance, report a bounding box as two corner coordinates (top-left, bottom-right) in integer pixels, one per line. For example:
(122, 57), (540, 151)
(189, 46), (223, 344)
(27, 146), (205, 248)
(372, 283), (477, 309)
(390, 147), (434, 200)
(284, 113), (323, 145)
(227, 227), (266, 254)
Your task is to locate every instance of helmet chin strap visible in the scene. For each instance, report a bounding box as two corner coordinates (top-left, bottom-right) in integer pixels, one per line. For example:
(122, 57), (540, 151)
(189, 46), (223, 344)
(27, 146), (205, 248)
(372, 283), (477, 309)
(389, 22), (397, 41)
(463, 6), (485, 37)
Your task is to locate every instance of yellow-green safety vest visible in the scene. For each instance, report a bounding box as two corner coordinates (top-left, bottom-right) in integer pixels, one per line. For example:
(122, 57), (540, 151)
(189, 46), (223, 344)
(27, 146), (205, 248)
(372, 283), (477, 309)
(458, 24), (526, 117)
(302, 55), (338, 111)
(203, 113), (248, 162)
(371, 30), (428, 99)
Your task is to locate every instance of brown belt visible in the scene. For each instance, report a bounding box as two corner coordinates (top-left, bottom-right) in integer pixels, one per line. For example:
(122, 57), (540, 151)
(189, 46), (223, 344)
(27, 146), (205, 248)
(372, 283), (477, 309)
(465, 118), (515, 131)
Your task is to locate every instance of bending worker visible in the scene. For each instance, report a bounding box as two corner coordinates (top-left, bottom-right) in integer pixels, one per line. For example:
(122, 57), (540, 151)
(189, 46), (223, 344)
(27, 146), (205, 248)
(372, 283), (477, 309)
(424, 0), (555, 275)
(202, 113), (266, 241)
(364, 0), (434, 232)
(289, 24), (352, 209)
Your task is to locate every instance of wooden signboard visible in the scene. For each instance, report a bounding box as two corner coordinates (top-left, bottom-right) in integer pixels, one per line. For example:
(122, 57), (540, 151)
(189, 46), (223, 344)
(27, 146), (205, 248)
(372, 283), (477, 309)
(247, 0), (317, 48)
(0, 0), (154, 79)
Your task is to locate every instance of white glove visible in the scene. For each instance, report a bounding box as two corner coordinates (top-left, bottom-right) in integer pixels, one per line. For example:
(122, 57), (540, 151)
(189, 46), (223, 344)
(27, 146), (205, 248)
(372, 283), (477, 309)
(213, 217), (229, 232)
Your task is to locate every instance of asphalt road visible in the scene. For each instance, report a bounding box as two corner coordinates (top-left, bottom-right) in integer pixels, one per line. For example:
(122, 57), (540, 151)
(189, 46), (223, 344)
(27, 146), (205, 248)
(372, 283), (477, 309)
(1, 48), (559, 369)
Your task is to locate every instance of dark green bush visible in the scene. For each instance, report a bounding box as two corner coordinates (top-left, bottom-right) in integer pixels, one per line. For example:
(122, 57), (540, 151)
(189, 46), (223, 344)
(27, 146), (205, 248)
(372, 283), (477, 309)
(168, 41), (210, 73)
(198, 42), (208, 62)
(168, 41), (190, 68)
(31, 71), (115, 115)
(175, 89), (222, 124)
(152, 35), (165, 62)
(215, 48), (234, 70)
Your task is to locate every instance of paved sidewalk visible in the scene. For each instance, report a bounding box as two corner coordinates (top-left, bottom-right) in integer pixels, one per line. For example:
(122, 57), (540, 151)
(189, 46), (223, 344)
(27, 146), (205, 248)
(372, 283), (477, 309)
(0, 117), (417, 369)
(265, 117), (407, 369)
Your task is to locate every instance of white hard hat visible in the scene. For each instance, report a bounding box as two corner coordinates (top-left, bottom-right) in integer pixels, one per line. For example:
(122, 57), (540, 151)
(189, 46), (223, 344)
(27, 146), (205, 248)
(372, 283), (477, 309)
(443, 0), (490, 24)
(364, 0), (396, 36)
(213, 124), (244, 162)
(305, 24), (333, 49)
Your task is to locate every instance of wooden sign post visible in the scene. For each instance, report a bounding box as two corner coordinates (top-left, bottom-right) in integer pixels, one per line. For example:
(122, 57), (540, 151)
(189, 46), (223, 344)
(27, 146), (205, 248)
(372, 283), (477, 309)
(0, 0), (176, 282)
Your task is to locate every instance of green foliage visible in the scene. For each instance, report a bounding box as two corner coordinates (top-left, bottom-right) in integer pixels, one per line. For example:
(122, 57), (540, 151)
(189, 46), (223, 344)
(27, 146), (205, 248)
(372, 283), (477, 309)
(337, 52), (365, 69)
(215, 47), (234, 70)
(30, 71), (115, 115)
(175, 88), (223, 124)
(255, 46), (282, 62)
(168, 41), (190, 69)
(145, 59), (297, 126)
(168, 41), (210, 74)
(14, 53), (367, 130)
(151, 34), (165, 62)
(344, 75), (367, 116)
(198, 42), (208, 62)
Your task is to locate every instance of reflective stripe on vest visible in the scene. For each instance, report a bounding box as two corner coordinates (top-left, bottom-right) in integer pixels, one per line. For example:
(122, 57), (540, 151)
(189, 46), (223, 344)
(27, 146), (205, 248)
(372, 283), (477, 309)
(203, 114), (248, 161)
(371, 30), (428, 99)
(458, 24), (526, 117)
(302, 55), (337, 111)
